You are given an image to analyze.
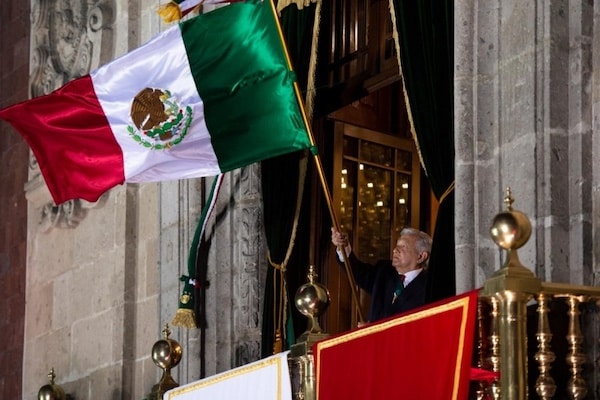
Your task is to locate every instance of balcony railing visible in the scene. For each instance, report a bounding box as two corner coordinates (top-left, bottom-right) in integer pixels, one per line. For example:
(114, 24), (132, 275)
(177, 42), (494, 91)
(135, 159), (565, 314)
(289, 187), (600, 400)
(475, 189), (600, 400)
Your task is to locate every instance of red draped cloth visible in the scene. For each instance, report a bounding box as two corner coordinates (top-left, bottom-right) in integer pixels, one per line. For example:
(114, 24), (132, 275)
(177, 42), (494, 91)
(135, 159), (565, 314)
(313, 290), (479, 400)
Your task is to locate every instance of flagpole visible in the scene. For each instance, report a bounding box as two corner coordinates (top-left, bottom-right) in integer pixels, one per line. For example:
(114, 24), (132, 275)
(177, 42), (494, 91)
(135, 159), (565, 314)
(268, 0), (365, 324)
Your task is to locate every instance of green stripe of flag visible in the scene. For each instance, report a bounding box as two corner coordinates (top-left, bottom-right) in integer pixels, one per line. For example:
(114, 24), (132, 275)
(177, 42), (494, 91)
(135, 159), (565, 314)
(180, 0), (310, 172)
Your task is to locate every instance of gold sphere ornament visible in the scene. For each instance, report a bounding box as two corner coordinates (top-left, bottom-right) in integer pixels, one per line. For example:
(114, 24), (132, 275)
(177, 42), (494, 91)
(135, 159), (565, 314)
(489, 187), (531, 250)
(149, 323), (183, 399)
(152, 326), (183, 371)
(38, 368), (66, 400)
(295, 265), (330, 336)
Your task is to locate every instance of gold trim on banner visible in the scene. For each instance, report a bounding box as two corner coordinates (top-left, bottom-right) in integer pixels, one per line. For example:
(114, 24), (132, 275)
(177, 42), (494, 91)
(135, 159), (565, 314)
(314, 294), (475, 400)
(165, 352), (289, 399)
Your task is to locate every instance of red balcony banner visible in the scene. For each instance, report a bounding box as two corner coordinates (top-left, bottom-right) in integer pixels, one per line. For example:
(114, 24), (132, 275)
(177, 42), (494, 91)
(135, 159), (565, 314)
(313, 290), (479, 400)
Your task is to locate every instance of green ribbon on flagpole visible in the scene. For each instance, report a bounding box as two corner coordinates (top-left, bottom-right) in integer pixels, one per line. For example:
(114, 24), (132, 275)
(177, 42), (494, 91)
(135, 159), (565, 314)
(171, 175), (222, 329)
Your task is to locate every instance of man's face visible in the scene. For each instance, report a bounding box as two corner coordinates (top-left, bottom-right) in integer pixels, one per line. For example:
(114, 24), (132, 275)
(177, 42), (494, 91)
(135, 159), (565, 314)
(391, 234), (421, 272)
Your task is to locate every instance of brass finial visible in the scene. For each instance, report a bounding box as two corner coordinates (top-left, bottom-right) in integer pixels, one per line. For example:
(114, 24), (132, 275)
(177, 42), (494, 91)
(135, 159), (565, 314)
(162, 323), (171, 339)
(485, 187), (540, 289)
(307, 264), (317, 283)
(48, 368), (56, 384)
(483, 188), (541, 399)
(295, 265), (330, 339)
(503, 187), (514, 211)
(148, 323), (183, 400)
(289, 266), (331, 400)
(38, 368), (66, 400)
(490, 187), (531, 251)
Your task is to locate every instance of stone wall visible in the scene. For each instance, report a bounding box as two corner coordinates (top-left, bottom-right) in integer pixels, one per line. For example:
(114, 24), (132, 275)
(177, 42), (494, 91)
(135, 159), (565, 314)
(455, 1), (599, 290)
(11, 1), (268, 398)
(16, 1), (159, 398)
(22, 184), (161, 399)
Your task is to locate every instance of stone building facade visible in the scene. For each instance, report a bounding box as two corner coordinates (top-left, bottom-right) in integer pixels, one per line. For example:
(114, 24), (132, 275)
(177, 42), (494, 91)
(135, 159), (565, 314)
(454, 1), (599, 290)
(1, 1), (267, 398)
(1, 0), (599, 399)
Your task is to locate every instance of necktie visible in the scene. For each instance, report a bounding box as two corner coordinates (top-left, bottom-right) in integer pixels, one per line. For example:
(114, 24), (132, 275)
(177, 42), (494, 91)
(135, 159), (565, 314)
(392, 274), (405, 304)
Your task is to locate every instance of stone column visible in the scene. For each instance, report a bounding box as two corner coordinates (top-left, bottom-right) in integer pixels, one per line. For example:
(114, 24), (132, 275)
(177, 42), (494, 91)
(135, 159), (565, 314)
(160, 165), (267, 383)
(454, 0), (597, 291)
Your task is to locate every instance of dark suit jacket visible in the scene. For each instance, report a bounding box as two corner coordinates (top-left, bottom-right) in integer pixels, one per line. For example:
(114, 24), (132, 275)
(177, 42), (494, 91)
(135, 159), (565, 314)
(345, 253), (428, 322)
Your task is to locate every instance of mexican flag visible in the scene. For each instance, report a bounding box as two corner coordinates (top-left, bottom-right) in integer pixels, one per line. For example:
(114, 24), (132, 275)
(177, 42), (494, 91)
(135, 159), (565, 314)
(0, 0), (311, 205)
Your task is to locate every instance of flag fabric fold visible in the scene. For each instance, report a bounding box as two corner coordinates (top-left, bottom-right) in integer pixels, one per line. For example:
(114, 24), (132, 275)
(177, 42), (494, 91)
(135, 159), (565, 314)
(0, 0), (311, 205)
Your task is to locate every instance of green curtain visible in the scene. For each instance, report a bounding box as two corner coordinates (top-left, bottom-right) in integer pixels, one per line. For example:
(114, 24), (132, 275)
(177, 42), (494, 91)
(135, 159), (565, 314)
(392, 0), (456, 302)
(260, 2), (316, 358)
(260, 153), (308, 357)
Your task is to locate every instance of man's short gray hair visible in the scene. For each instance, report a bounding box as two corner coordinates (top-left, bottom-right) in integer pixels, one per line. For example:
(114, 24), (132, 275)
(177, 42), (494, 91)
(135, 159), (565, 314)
(400, 227), (433, 268)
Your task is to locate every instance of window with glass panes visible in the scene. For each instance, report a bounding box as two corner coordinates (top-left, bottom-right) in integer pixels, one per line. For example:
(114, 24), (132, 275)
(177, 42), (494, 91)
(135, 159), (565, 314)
(336, 123), (420, 265)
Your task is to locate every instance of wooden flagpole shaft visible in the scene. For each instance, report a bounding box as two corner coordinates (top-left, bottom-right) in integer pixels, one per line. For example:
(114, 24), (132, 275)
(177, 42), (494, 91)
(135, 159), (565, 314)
(304, 140), (366, 325)
(267, 0), (365, 323)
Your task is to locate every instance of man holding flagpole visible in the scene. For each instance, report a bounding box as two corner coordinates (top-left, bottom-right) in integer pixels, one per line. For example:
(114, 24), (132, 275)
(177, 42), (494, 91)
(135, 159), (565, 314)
(331, 226), (432, 323)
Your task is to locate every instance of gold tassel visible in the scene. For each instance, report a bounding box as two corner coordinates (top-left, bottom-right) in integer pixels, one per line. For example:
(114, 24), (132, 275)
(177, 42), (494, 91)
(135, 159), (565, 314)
(158, 2), (183, 23)
(170, 308), (197, 329)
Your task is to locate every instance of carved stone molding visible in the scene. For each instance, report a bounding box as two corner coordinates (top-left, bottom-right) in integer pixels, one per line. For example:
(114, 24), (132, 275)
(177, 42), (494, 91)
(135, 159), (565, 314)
(233, 165), (265, 367)
(39, 198), (90, 232)
(25, 0), (115, 227)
